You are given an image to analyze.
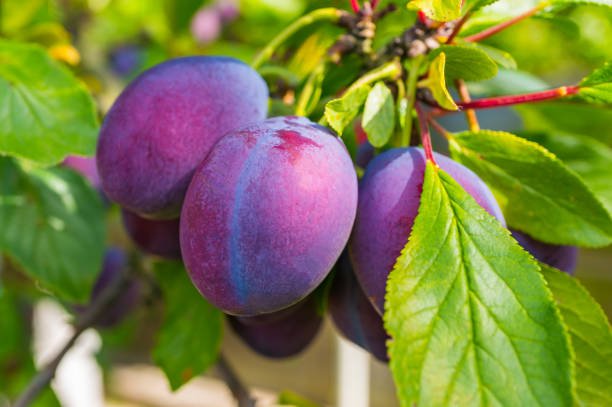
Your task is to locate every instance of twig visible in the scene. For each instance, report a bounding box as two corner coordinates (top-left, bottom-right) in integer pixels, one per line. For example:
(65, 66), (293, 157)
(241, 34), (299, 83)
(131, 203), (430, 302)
(216, 355), (256, 407)
(445, 8), (474, 44)
(463, 2), (551, 42)
(457, 86), (579, 110)
(415, 103), (437, 165)
(455, 79), (480, 131)
(13, 272), (132, 407)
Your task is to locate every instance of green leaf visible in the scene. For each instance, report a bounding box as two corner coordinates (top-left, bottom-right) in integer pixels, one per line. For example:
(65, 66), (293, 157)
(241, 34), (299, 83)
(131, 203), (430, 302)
(448, 130), (612, 247)
(385, 162), (573, 407)
(459, 42), (517, 70)
(419, 53), (458, 110)
(553, 0), (612, 7)
(0, 39), (98, 166)
(0, 290), (61, 407)
(163, 0), (206, 33)
(324, 85), (371, 136)
(0, 158), (105, 302)
(576, 61), (612, 105)
(153, 261), (223, 391)
(468, 69), (548, 96)
(428, 45), (498, 82)
(520, 132), (612, 214)
(408, 0), (462, 21)
(517, 102), (612, 145)
(362, 82), (395, 148)
(464, 0), (503, 12)
(539, 263), (612, 407)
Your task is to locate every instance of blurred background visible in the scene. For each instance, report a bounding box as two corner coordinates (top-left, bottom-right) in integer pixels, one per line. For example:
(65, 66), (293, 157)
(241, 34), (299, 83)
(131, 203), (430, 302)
(1, 0), (611, 406)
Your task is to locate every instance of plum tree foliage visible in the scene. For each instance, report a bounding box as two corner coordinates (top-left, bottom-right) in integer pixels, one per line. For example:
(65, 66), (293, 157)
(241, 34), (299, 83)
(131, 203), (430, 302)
(1, 0), (612, 406)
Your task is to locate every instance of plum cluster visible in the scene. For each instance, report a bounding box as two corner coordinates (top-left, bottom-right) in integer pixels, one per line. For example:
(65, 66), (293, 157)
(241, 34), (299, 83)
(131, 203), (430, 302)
(86, 55), (577, 356)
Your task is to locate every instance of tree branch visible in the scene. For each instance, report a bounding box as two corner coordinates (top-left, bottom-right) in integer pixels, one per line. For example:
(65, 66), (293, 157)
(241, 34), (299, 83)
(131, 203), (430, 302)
(12, 272), (133, 407)
(216, 355), (256, 407)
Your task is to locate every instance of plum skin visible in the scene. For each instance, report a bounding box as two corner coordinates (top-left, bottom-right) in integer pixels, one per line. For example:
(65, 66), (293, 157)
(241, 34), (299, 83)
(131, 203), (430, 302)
(349, 147), (506, 314)
(121, 209), (181, 260)
(228, 293), (322, 358)
(75, 248), (142, 328)
(180, 116), (358, 316)
(511, 230), (578, 275)
(329, 251), (389, 362)
(97, 56), (269, 219)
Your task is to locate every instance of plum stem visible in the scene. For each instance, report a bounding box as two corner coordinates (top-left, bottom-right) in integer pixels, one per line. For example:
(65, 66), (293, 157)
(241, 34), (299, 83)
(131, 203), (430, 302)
(463, 2), (551, 43)
(216, 355), (256, 407)
(455, 79), (480, 131)
(252, 8), (344, 69)
(351, 0), (361, 13)
(13, 271), (135, 407)
(415, 103), (437, 165)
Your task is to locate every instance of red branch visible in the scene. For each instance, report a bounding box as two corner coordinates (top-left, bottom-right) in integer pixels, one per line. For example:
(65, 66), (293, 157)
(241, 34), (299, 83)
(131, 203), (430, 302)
(463, 4), (546, 42)
(371, 0), (380, 9)
(418, 10), (428, 25)
(351, 0), (361, 13)
(415, 103), (437, 165)
(456, 86), (579, 110)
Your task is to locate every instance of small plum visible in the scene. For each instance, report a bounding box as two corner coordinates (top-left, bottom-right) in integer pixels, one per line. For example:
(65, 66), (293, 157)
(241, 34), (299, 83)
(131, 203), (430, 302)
(349, 147), (506, 314)
(190, 8), (222, 45)
(108, 44), (144, 77)
(329, 251), (389, 362)
(228, 293), (322, 358)
(180, 116), (358, 316)
(97, 56), (268, 219)
(76, 248), (142, 328)
(511, 230), (578, 275)
(121, 209), (181, 260)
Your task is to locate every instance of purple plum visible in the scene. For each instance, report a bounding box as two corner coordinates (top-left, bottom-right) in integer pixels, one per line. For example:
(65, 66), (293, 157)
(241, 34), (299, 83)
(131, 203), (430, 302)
(228, 293), (322, 358)
(76, 248), (142, 328)
(190, 8), (222, 45)
(329, 251), (389, 362)
(121, 209), (181, 260)
(63, 155), (101, 188)
(180, 116), (358, 316)
(216, 0), (240, 22)
(511, 230), (578, 275)
(97, 56), (269, 219)
(349, 147), (506, 314)
(109, 44), (144, 77)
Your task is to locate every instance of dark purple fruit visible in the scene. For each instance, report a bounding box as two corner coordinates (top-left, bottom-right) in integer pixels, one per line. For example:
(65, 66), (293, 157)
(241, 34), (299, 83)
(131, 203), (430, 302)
(121, 209), (181, 260)
(511, 230), (578, 275)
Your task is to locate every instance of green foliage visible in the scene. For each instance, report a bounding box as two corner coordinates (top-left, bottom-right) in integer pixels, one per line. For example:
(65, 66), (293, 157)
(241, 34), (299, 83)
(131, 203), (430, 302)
(448, 130), (612, 247)
(520, 132), (612, 214)
(324, 85), (371, 135)
(419, 53), (458, 110)
(362, 82), (395, 148)
(468, 68), (548, 96)
(539, 264), (612, 406)
(459, 42), (518, 70)
(0, 39), (98, 166)
(152, 261), (223, 391)
(576, 61), (612, 105)
(428, 45), (498, 82)
(408, 0), (463, 21)
(163, 0), (207, 33)
(385, 162), (573, 407)
(0, 158), (105, 302)
(0, 290), (60, 406)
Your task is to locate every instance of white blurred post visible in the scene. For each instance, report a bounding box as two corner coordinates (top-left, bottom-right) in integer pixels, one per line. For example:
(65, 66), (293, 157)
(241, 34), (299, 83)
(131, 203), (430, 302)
(32, 299), (104, 407)
(336, 336), (370, 407)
